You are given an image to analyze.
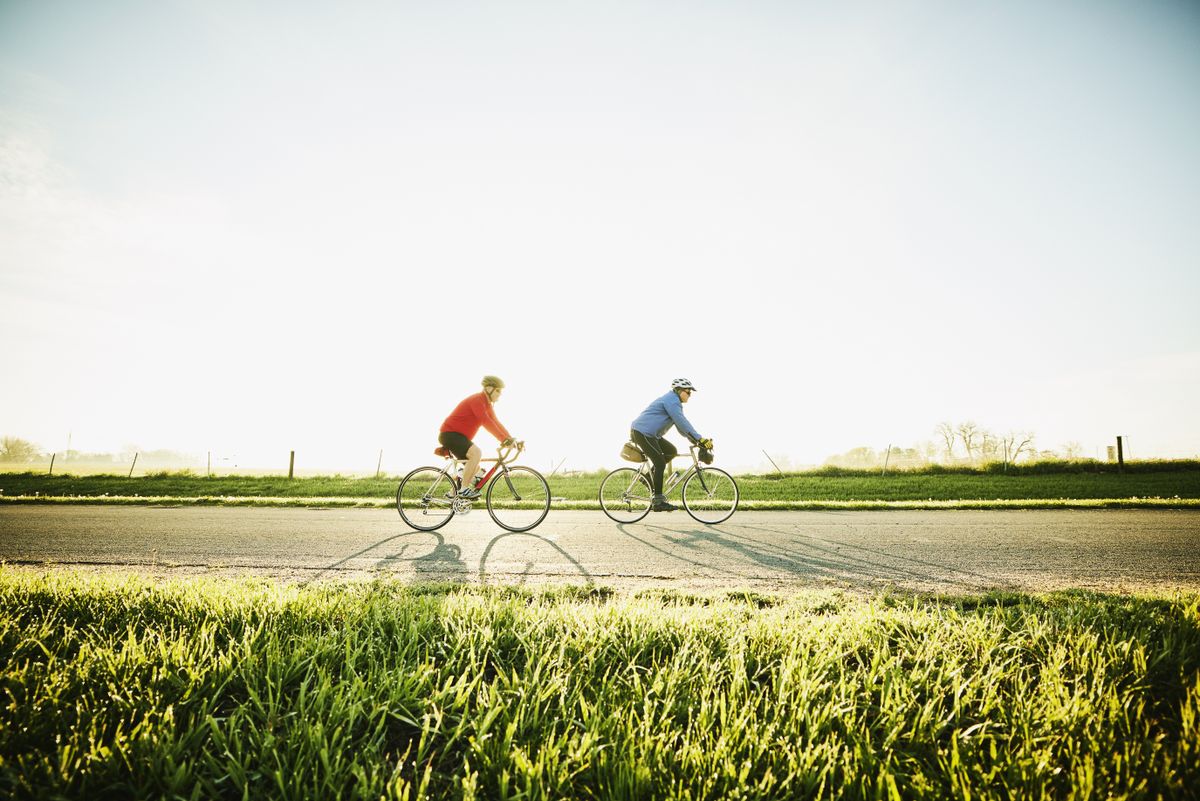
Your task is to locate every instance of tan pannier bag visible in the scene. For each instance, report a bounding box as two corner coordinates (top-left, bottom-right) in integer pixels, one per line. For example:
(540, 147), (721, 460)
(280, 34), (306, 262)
(620, 442), (646, 463)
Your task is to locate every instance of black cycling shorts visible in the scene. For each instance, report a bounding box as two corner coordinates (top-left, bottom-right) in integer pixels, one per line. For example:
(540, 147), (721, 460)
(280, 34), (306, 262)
(438, 431), (473, 460)
(630, 430), (677, 465)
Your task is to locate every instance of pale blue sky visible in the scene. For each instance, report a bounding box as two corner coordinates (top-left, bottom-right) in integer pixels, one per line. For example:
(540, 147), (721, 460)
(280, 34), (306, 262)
(2, 0), (1198, 471)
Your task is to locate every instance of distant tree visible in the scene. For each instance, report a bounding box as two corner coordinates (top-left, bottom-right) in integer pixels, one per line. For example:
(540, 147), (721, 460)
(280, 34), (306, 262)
(1061, 441), (1083, 460)
(826, 447), (878, 469)
(935, 422), (956, 462)
(979, 430), (1000, 463)
(1002, 431), (1035, 468)
(890, 446), (926, 469)
(956, 421), (980, 463)
(0, 437), (40, 462)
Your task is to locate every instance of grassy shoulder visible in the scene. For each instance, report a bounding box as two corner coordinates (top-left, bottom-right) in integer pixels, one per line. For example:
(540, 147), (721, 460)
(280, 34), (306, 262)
(2, 461), (1198, 509)
(1, 570), (1196, 800)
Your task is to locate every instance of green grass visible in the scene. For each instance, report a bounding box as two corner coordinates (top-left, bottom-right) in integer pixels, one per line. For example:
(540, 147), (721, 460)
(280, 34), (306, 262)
(2, 461), (1199, 509)
(0, 571), (1196, 799)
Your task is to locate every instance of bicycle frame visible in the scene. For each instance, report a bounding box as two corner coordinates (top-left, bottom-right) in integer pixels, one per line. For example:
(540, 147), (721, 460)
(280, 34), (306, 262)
(439, 444), (524, 495)
(628, 445), (709, 497)
(399, 441), (551, 532)
(600, 443), (737, 525)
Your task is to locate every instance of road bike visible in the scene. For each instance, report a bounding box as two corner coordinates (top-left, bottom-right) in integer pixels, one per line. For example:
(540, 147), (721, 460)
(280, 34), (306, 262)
(599, 443), (739, 524)
(396, 442), (550, 533)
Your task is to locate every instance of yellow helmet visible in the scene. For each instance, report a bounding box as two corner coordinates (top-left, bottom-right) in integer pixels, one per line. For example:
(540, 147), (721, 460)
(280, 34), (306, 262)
(482, 375), (505, 389)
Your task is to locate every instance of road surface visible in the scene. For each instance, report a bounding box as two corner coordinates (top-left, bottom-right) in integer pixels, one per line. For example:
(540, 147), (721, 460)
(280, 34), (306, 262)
(1, 505), (1198, 593)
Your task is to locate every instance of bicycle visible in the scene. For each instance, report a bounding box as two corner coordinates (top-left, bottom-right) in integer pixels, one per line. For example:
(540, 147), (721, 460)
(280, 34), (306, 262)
(599, 443), (739, 524)
(396, 442), (551, 533)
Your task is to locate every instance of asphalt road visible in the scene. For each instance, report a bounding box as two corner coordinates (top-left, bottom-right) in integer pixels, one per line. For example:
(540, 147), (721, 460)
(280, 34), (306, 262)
(1, 505), (1198, 593)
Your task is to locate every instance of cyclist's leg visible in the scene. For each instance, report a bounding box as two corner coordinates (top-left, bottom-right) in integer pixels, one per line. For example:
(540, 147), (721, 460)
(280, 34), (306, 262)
(630, 430), (668, 493)
(438, 432), (479, 493)
(461, 445), (482, 490)
(631, 431), (677, 510)
(661, 439), (679, 466)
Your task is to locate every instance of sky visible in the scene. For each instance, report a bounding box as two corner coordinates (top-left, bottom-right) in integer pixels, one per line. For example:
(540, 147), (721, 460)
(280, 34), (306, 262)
(2, 0), (1198, 474)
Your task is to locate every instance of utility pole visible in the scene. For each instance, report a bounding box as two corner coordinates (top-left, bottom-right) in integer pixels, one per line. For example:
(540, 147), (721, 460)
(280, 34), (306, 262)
(1116, 436), (1124, 473)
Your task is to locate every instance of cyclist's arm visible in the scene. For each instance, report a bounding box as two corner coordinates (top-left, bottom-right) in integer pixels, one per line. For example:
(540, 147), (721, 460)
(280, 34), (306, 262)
(665, 395), (702, 444)
(479, 398), (513, 443)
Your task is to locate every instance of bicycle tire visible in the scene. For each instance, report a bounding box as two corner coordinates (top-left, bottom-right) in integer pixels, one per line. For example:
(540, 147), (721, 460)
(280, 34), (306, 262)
(486, 466), (551, 532)
(682, 466), (739, 524)
(599, 467), (653, 524)
(396, 466), (456, 531)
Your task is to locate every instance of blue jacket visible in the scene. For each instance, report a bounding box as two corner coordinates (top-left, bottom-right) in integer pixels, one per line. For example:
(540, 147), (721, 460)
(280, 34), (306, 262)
(631, 391), (702, 443)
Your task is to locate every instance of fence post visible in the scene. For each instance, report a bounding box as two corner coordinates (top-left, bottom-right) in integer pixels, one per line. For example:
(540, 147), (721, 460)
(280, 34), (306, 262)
(128, 452), (138, 478)
(376, 449), (383, 479)
(288, 450), (295, 480)
(762, 450), (784, 478)
(882, 445), (892, 475)
(1116, 436), (1124, 473)
(48, 453), (55, 476)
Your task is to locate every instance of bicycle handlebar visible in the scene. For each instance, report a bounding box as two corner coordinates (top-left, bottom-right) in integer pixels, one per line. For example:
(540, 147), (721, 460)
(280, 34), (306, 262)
(497, 441), (525, 464)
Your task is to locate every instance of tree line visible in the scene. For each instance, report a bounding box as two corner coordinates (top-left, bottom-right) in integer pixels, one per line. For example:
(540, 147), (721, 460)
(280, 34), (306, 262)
(0, 437), (196, 466)
(824, 422), (1085, 470)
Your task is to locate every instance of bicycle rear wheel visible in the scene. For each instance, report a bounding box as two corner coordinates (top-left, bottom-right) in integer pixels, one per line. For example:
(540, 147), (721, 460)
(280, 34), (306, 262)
(682, 467), (738, 524)
(397, 466), (456, 531)
(486, 466), (551, 532)
(599, 467), (652, 524)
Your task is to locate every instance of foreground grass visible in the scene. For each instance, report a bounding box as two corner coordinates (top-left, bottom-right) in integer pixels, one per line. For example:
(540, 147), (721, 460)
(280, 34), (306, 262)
(2, 463), (1199, 509)
(1, 571), (1197, 799)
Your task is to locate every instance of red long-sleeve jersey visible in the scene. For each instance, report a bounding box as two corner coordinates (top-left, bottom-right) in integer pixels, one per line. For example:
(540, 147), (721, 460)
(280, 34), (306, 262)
(440, 392), (511, 443)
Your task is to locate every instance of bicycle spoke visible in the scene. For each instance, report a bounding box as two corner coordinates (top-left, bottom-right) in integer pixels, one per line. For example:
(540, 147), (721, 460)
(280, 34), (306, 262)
(486, 466), (551, 532)
(599, 467), (652, 523)
(397, 467), (456, 531)
(682, 466), (738, 524)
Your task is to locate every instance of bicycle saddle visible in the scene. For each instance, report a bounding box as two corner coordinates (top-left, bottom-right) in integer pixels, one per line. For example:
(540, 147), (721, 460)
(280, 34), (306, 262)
(433, 446), (453, 457)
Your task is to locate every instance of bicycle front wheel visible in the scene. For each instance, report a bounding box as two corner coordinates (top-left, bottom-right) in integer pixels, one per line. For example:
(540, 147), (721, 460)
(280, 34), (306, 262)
(599, 467), (652, 524)
(397, 466), (456, 531)
(486, 466), (551, 532)
(682, 467), (739, 524)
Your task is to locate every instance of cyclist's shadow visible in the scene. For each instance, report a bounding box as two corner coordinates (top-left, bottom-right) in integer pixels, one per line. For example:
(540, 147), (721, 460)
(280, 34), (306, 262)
(477, 530), (595, 588)
(301, 530), (469, 586)
(382, 532), (469, 584)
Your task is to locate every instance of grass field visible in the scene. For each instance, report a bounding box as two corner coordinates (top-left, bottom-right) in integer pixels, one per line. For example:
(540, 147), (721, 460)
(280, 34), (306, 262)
(0, 570), (1196, 799)
(2, 461), (1198, 509)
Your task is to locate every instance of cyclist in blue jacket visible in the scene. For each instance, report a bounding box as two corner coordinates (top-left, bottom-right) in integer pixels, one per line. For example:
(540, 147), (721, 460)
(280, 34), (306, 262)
(630, 378), (713, 512)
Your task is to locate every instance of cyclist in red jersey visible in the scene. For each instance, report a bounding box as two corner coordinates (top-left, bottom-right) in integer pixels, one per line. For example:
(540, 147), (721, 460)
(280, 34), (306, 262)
(439, 375), (518, 499)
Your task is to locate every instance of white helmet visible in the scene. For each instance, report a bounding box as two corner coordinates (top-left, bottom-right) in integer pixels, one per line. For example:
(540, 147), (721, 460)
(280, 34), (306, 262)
(671, 378), (696, 392)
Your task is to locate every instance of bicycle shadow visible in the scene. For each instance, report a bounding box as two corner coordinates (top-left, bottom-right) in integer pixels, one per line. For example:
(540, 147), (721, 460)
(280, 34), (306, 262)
(615, 523), (759, 582)
(730, 519), (998, 587)
(616, 517), (995, 590)
(477, 530), (595, 588)
(300, 529), (467, 586)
